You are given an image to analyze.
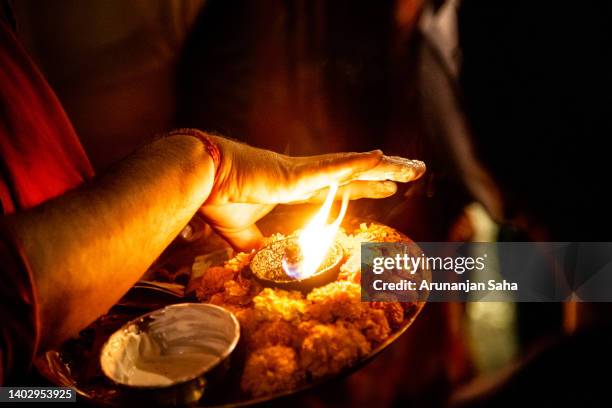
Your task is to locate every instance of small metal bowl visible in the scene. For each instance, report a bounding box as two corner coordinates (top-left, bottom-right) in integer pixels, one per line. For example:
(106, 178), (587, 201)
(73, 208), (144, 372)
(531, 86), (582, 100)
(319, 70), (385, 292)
(100, 303), (240, 406)
(250, 237), (344, 292)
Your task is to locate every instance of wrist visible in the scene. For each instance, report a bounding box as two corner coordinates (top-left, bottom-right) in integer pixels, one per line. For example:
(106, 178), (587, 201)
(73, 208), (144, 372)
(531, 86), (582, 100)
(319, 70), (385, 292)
(168, 129), (222, 176)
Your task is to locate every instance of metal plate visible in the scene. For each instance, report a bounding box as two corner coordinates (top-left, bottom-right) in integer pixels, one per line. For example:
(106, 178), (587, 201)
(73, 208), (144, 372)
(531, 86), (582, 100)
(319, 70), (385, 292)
(35, 209), (429, 406)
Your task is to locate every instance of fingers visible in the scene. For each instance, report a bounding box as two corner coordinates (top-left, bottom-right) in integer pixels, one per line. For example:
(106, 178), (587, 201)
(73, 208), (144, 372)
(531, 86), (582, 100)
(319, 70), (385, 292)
(355, 156), (426, 183)
(283, 152), (424, 204)
(292, 150), (383, 193)
(289, 180), (398, 204)
(342, 180), (397, 199)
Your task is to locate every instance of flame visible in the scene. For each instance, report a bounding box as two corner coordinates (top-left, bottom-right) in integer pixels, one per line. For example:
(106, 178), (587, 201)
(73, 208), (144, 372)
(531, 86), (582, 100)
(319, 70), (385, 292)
(283, 184), (349, 280)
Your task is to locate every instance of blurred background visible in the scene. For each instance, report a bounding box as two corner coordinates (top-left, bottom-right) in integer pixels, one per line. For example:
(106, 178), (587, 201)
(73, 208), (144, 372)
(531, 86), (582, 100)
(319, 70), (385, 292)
(13, 0), (612, 405)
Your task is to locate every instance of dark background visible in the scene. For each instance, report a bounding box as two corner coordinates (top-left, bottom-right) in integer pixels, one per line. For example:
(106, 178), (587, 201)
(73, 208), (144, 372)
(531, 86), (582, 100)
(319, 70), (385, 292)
(11, 0), (612, 405)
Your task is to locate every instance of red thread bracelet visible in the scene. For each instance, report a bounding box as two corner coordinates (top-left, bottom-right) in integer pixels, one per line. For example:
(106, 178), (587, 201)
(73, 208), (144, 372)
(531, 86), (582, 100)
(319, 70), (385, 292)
(168, 129), (221, 174)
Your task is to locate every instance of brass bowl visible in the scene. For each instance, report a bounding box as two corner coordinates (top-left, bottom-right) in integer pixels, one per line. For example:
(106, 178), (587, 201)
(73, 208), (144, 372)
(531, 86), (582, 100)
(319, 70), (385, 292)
(99, 303), (240, 406)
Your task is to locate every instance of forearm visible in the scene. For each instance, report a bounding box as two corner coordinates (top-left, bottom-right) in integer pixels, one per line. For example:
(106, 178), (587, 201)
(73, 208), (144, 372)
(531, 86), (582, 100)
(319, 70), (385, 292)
(7, 135), (215, 349)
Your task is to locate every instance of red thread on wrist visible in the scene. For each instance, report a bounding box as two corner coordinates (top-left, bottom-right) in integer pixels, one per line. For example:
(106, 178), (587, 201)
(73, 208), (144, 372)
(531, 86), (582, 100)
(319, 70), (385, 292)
(169, 129), (221, 174)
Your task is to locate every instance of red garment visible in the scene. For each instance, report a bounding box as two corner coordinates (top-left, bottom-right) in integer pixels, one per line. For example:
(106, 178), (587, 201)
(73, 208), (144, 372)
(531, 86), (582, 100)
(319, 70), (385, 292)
(0, 20), (93, 214)
(1, 19), (94, 384)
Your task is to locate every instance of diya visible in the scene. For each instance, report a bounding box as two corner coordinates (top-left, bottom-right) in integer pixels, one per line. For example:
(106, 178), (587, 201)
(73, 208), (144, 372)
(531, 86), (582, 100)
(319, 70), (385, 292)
(250, 237), (344, 291)
(249, 183), (348, 291)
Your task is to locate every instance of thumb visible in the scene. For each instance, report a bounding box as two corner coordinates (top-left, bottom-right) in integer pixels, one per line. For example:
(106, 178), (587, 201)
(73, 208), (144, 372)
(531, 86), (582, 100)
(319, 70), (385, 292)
(213, 224), (264, 252)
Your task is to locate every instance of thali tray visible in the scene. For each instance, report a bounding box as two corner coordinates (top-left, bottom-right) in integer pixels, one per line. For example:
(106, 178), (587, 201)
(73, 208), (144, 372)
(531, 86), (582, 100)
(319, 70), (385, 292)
(35, 207), (429, 406)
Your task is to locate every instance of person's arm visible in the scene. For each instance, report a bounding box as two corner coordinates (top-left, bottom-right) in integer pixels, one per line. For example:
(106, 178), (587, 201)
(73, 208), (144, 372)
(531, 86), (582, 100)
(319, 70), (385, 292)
(4, 129), (425, 353)
(7, 135), (214, 349)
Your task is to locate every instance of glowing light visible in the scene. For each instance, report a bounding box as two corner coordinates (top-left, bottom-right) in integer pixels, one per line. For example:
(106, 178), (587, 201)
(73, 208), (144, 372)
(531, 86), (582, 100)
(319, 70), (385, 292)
(283, 184), (349, 279)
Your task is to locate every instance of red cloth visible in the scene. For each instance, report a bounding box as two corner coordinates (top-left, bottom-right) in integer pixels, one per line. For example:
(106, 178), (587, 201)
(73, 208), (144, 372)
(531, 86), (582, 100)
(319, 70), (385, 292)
(0, 20), (93, 214)
(1, 19), (94, 384)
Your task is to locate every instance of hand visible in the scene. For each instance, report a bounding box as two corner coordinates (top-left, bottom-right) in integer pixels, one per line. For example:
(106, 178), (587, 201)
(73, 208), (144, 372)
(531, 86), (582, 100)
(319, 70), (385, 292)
(200, 134), (426, 250)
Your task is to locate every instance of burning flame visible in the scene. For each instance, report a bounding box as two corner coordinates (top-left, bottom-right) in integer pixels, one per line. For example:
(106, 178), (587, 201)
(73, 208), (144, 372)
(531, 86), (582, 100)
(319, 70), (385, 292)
(283, 184), (349, 280)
